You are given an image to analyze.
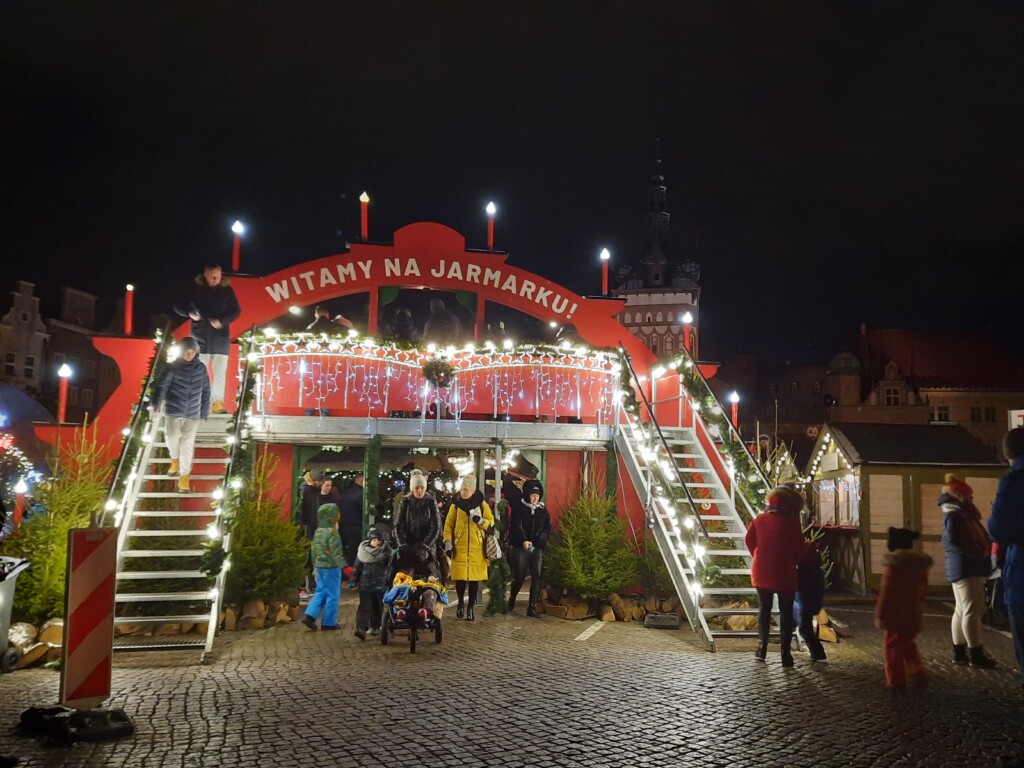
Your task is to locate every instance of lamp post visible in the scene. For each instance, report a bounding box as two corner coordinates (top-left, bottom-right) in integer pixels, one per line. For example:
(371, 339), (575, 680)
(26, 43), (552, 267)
(13, 478), (27, 528)
(600, 248), (611, 295)
(231, 220), (245, 272)
(681, 311), (693, 353)
(58, 363), (72, 423)
(486, 201), (496, 250)
(729, 391), (740, 429)
(124, 283), (134, 336)
(360, 192), (370, 240)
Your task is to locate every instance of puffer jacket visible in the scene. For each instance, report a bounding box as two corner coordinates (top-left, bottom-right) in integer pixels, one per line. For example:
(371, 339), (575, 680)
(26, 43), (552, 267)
(173, 275), (240, 355)
(354, 539), (392, 593)
(939, 493), (992, 582)
(744, 507), (805, 592)
(875, 549), (933, 634)
(394, 494), (441, 550)
(990, 456), (1024, 608)
(151, 357), (211, 420)
(311, 504), (345, 569)
(508, 501), (552, 549)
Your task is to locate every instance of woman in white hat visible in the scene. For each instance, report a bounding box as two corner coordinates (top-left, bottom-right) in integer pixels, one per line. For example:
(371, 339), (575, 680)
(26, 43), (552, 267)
(393, 469), (441, 577)
(443, 475), (494, 621)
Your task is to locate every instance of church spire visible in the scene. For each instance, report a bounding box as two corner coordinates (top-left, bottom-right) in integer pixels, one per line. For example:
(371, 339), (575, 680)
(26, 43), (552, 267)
(643, 140), (671, 285)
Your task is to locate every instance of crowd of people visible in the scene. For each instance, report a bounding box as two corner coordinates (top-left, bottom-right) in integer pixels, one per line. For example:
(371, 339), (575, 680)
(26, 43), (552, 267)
(747, 426), (1024, 694)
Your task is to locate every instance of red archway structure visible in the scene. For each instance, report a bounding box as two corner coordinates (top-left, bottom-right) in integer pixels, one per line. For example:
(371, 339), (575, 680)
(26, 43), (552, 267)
(38, 222), (659, 451)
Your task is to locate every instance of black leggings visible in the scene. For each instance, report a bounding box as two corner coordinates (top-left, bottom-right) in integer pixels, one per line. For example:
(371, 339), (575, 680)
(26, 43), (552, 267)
(509, 546), (544, 606)
(756, 588), (795, 646)
(455, 581), (479, 607)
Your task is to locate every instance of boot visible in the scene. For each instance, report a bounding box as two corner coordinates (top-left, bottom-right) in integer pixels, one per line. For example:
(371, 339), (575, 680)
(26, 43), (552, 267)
(177, 474), (191, 493)
(456, 603), (464, 620)
(526, 604), (542, 618)
(780, 630), (795, 667)
(506, 597), (516, 613)
(968, 646), (997, 668)
(466, 606), (475, 622)
(952, 644), (969, 665)
(754, 642), (767, 662)
(212, 400), (226, 414)
(168, 459), (180, 477)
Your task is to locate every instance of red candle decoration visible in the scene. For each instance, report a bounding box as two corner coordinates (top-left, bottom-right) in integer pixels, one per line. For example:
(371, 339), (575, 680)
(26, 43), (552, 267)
(729, 391), (740, 429)
(124, 284), (134, 336)
(360, 192), (370, 240)
(682, 311), (693, 353)
(600, 248), (611, 295)
(13, 479), (27, 528)
(57, 363), (72, 423)
(231, 220), (244, 272)
(486, 201), (496, 250)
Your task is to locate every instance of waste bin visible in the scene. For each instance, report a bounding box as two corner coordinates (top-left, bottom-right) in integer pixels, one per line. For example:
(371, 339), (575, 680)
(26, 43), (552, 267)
(0, 556), (31, 673)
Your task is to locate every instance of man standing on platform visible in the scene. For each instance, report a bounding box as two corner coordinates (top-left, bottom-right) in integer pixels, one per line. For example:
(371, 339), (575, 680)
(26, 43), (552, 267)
(174, 263), (240, 415)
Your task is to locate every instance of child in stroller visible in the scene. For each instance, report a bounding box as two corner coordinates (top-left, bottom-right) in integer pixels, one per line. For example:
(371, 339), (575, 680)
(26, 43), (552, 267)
(381, 545), (448, 652)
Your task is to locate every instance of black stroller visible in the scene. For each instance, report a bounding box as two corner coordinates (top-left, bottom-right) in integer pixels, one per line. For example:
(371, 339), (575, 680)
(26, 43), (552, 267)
(381, 545), (447, 653)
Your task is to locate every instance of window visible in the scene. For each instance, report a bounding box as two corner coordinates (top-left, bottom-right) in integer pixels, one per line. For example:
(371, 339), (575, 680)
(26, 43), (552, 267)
(652, 272), (661, 283)
(790, 382), (799, 393)
(68, 386), (79, 406)
(656, 312), (663, 323)
(84, 359), (96, 379)
(646, 313), (653, 323)
(813, 381), (822, 394)
(4, 352), (14, 375)
(24, 355), (34, 378)
(930, 405), (950, 422)
(650, 339), (658, 354)
(883, 387), (900, 406)
(971, 406), (982, 422)
(664, 337), (673, 353)
(19, 311), (28, 323)
(985, 406), (997, 422)
(622, 312), (631, 324)
(81, 389), (94, 408)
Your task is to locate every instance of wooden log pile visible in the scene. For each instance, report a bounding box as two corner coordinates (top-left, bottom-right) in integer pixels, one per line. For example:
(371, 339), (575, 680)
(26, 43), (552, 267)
(535, 590), (681, 623)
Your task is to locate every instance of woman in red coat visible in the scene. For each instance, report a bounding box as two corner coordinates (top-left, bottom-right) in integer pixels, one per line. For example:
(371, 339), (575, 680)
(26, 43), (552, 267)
(744, 486), (806, 666)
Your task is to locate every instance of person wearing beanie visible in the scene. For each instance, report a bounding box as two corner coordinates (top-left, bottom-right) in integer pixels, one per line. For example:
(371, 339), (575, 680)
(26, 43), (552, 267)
(875, 527), (933, 688)
(507, 478), (552, 617)
(149, 336), (211, 493)
(302, 503), (346, 631)
(939, 473), (997, 668)
(351, 527), (392, 640)
(443, 475), (494, 621)
(795, 540), (828, 662)
(173, 263), (240, 414)
(744, 486), (806, 666)
(989, 426), (1024, 694)
(394, 469), (442, 579)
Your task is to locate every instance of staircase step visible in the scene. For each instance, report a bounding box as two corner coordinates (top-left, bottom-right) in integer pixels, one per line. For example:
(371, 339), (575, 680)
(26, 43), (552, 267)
(698, 511), (734, 520)
(700, 607), (761, 616)
(115, 591), (211, 603)
(671, 453), (704, 460)
(137, 492), (215, 498)
(117, 571), (208, 580)
(121, 549), (206, 558)
(113, 636), (207, 651)
(150, 458), (228, 464)
(132, 511), (220, 518)
(710, 629), (779, 638)
(126, 530), (206, 537)
(703, 532), (746, 538)
(701, 587), (758, 595)
(685, 483), (722, 489)
(143, 475), (224, 481)
(703, 549), (750, 557)
(113, 614), (211, 624)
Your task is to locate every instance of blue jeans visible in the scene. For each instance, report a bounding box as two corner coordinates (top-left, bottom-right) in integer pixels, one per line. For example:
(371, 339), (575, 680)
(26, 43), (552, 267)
(305, 567), (341, 628)
(1008, 602), (1024, 683)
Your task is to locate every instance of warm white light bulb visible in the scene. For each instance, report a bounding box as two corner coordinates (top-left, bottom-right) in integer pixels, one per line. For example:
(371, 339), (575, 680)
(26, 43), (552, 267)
(600, 248), (610, 262)
(486, 201), (496, 215)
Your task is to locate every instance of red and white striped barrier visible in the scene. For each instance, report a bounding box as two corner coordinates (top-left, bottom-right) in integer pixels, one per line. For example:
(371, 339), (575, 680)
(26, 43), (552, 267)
(60, 528), (117, 710)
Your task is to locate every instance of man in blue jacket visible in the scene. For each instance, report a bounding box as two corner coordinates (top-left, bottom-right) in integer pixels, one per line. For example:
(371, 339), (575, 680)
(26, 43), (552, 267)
(150, 337), (211, 493)
(989, 426), (1024, 693)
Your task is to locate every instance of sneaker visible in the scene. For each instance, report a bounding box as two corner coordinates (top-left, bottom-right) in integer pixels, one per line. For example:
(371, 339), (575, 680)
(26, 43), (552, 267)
(353, 628), (366, 641)
(167, 459), (180, 477)
(212, 400), (226, 414)
(177, 475), (191, 493)
(298, 589), (309, 601)
(301, 615), (317, 631)
(321, 625), (340, 631)
(368, 628), (380, 636)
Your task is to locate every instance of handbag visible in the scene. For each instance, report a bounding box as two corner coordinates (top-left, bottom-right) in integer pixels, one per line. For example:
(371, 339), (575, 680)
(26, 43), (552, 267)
(484, 527), (502, 561)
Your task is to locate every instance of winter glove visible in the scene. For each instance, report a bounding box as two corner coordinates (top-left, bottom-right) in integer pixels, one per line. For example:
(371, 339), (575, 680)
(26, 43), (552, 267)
(347, 580), (359, 591)
(470, 511), (483, 525)
(444, 539), (453, 553)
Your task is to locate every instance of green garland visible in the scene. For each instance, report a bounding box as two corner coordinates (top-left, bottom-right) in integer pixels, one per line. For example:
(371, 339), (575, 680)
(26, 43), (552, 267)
(605, 439), (617, 500)
(421, 357), (454, 387)
(484, 499), (512, 616)
(363, 435), (381, 536)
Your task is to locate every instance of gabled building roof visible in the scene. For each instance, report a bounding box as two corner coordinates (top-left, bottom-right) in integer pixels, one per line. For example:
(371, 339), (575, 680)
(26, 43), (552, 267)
(824, 423), (1002, 467)
(860, 328), (1024, 389)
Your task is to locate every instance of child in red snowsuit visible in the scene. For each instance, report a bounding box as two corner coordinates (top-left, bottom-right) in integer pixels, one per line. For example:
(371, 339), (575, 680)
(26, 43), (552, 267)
(875, 526), (933, 688)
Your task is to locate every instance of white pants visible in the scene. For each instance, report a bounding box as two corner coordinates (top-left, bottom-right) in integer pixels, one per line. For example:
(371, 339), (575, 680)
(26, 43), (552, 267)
(951, 576), (987, 647)
(200, 353), (228, 404)
(165, 417), (199, 475)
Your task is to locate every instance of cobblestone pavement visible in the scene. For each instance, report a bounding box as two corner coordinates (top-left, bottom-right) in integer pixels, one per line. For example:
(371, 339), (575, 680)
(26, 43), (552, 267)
(0, 593), (1021, 768)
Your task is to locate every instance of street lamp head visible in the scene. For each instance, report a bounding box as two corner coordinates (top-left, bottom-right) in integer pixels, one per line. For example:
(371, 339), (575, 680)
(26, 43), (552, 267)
(728, 391), (740, 404)
(600, 248), (611, 262)
(682, 311), (694, 325)
(14, 478), (28, 494)
(231, 220), (245, 235)
(549, 320), (558, 328)
(359, 191), (370, 204)
(126, 283), (134, 292)
(58, 363), (73, 378)
(486, 201), (496, 216)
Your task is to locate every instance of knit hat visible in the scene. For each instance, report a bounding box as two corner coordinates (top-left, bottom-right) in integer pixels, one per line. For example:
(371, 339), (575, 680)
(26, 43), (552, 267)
(942, 473), (973, 501)
(887, 526), (919, 552)
(409, 469), (428, 491)
(766, 486), (803, 515)
(460, 475), (477, 493)
(367, 526), (386, 543)
(180, 336), (199, 353)
(522, 479), (544, 500)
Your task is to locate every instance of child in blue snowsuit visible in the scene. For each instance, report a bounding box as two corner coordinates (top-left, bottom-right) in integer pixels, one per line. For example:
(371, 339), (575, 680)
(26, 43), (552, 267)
(302, 503), (346, 631)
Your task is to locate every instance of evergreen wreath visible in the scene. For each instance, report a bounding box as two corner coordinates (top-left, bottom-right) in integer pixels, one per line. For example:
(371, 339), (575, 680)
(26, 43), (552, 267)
(421, 357), (454, 387)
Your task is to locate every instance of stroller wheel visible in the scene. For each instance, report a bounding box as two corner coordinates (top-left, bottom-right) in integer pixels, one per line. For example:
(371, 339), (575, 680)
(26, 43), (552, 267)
(434, 619), (443, 645)
(380, 615), (391, 646)
(410, 628), (417, 654)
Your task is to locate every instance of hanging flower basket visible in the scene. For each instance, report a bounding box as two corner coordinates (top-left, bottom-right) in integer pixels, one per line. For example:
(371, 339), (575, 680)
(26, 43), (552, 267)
(422, 357), (454, 388)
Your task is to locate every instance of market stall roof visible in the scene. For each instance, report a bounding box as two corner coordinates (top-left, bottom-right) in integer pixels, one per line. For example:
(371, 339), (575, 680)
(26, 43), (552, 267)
(824, 423), (1003, 467)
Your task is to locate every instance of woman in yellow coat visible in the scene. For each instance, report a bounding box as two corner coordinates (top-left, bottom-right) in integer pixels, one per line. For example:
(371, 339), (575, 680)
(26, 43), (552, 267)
(443, 475), (494, 621)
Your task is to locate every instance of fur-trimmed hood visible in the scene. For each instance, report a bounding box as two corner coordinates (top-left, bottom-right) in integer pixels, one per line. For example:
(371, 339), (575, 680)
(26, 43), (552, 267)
(882, 549), (933, 569)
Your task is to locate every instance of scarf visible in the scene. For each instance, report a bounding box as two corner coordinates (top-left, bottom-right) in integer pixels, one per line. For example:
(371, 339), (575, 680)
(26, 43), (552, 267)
(453, 491), (484, 513)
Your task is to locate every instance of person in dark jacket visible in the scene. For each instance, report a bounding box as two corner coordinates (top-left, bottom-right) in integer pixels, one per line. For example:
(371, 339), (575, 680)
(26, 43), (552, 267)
(422, 298), (462, 345)
(173, 264), (240, 415)
(939, 473), (996, 667)
(507, 479), (552, 617)
(150, 336), (211, 493)
(386, 307), (419, 344)
(744, 485), (806, 666)
(393, 470), (442, 579)
(794, 540), (827, 661)
(351, 526), (392, 640)
(338, 475), (364, 572)
(989, 427), (1024, 694)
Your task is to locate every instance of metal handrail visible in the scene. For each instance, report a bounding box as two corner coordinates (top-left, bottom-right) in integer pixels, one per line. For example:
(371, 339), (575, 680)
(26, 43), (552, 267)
(618, 347), (710, 540)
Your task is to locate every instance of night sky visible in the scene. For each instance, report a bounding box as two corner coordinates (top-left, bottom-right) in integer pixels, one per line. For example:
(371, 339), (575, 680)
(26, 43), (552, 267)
(2, 3), (1022, 362)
